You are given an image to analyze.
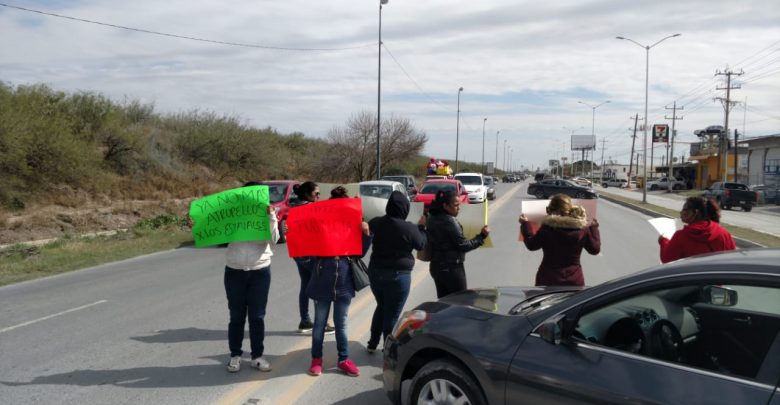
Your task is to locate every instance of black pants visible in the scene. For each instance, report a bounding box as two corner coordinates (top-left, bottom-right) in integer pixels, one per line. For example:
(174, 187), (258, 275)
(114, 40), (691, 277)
(429, 261), (467, 298)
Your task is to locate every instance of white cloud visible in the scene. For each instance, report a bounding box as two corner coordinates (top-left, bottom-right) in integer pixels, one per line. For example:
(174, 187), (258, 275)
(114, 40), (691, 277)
(1, 0), (778, 171)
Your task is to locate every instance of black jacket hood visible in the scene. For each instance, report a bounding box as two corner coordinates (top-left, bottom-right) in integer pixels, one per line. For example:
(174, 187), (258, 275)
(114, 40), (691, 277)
(385, 190), (410, 220)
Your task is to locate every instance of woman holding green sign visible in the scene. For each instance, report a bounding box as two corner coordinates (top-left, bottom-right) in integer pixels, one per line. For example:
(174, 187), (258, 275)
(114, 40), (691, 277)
(224, 181), (280, 373)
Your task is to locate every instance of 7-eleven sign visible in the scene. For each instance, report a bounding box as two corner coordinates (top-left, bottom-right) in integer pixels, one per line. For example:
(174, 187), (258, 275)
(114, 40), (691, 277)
(652, 124), (669, 143)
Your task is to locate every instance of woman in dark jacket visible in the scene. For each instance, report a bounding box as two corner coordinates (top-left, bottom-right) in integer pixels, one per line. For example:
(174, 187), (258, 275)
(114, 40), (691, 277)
(306, 189), (372, 377)
(366, 190), (427, 352)
(427, 190), (490, 298)
(519, 193), (600, 286)
(659, 196), (735, 263)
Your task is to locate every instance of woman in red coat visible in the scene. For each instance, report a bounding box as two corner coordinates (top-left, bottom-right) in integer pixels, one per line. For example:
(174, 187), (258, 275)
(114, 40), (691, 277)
(659, 196), (735, 263)
(518, 194), (600, 286)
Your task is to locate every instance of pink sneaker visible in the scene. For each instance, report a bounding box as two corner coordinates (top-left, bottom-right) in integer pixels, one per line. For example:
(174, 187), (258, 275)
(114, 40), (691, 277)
(308, 358), (322, 376)
(337, 359), (359, 377)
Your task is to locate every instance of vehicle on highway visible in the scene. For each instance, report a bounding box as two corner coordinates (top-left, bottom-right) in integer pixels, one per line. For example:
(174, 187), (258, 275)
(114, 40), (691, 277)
(383, 249), (780, 405)
(261, 180), (300, 243)
(571, 176), (592, 187)
(502, 174), (517, 183)
(648, 176), (687, 191)
(381, 175), (418, 200)
(483, 176), (496, 200)
(358, 180), (408, 200)
(704, 182), (759, 212)
(454, 173), (487, 203)
(414, 179), (469, 212)
(528, 179), (598, 199)
(601, 178), (628, 188)
(425, 175), (448, 181)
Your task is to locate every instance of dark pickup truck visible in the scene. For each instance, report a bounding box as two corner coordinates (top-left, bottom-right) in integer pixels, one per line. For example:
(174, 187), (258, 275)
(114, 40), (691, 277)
(703, 182), (759, 212)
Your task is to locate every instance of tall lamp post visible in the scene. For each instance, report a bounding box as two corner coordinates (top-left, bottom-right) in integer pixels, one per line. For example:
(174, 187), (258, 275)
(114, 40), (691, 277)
(577, 100), (610, 182)
(617, 33), (681, 203)
(503, 140), (508, 171)
(481, 118), (487, 174)
(495, 130), (500, 175)
(455, 87), (463, 174)
(375, 0), (388, 180)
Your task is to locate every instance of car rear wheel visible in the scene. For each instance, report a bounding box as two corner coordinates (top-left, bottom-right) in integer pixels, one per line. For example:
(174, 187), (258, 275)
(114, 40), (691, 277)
(650, 184), (658, 191)
(278, 220), (286, 243)
(534, 190), (545, 199)
(742, 204), (753, 212)
(673, 184), (682, 190)
(575, 191), (586, 199)
(410, 359), (486, 405)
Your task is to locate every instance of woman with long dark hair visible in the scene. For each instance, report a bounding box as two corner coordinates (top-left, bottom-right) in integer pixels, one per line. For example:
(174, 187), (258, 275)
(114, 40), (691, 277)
(659, 196), (735, 263)
(426, 189), (489, 298)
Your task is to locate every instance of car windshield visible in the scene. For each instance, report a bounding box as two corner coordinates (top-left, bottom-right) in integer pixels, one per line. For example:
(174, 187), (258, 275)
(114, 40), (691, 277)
(266, 184), (288, 204)
(510, 291), (577, 315)
(382, 177), (408, 186)
(360, 185), (393, 198)
(420, 182), (456, 194)
(725, 183), (748, 190)
(484, 178), (494, 185)
(456, 176), (482, 185)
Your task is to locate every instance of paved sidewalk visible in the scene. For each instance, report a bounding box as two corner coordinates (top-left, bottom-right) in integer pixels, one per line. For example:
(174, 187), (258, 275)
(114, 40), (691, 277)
(597, 186), (780, 238)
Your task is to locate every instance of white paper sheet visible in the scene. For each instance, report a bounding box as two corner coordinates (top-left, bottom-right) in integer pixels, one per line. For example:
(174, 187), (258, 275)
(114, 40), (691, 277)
(648, 217), (677, 239)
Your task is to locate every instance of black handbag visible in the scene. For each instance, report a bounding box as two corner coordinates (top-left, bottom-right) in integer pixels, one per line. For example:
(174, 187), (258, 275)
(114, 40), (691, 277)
(349, 257), (370, 291)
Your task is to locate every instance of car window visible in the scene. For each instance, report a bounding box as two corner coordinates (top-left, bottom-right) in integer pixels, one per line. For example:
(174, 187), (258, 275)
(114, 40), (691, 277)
(725, 183), (748, 191)
(360, 185), (393, 198)
(420, 182), (455, 194)
(266, 184), (288, 204)
(455, 175), (482, 185)
(574, 283), (780, 383)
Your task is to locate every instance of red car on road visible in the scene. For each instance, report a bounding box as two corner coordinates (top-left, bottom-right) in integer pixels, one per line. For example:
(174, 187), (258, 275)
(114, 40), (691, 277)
(261, 180), (300, 243)
(414, 179), (469, 212)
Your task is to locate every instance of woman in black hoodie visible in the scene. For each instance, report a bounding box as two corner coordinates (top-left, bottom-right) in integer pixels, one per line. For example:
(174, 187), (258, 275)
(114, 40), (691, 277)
(366, 190), (427, 352)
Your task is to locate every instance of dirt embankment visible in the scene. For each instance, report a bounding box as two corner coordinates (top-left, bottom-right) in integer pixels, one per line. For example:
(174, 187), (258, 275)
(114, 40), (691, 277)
(0, 197), (193, 246)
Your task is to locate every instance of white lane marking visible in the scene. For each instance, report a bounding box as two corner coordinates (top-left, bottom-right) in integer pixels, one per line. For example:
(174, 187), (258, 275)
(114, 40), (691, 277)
(0, 300), (108, 334)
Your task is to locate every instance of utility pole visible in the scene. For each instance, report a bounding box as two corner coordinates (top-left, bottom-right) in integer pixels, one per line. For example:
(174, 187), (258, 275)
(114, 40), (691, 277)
(599, 138), (608, 184)
(665, 102), (683, 192)
(734, 129), (739, 181)
(628, 114), (640, 188)
(715, 68), (743, 182)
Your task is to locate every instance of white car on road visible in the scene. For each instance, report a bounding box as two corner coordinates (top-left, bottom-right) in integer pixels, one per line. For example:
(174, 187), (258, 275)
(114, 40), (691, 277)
(453, 173), (486, 203)
(647, 176), (686, 191)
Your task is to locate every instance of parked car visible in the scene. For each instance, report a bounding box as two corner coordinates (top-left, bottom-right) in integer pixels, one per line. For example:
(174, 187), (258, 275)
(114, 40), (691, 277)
(483, 176), (496, 200)
(601, 178), (628, 188)
(425, 175), (448, 181)
(751, 184), (780, 205)
(414, 179), (469, 212)
(704, 182), (759, 212)
(358, 180), (408, 200)
(383, 249), (780, 405)
(381, 175), (418, 200)
(260, 180), (299, 243)
(571, 176), (592, 187)
(647, 176), (686, 191)
(527, 179), (598, 199)
(453, 173), (487, 203)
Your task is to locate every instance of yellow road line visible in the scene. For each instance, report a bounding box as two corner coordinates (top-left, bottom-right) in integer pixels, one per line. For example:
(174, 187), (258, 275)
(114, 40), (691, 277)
(218, 183), (522, 405)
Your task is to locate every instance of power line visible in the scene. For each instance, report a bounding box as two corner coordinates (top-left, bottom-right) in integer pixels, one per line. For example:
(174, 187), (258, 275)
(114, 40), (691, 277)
(0, 2), (374, 52)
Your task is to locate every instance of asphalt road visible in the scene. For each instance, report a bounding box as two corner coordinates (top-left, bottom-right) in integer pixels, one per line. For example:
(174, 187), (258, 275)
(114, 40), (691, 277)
(0, 182), (666, 405)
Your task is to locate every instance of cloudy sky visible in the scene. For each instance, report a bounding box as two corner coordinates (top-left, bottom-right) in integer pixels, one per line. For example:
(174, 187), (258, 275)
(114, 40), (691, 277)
(2, 0), (779, 172)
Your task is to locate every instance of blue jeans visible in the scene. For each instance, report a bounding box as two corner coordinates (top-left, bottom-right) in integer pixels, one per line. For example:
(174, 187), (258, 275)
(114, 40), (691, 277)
(368, 270), (411, 347)
(311, 297), (351, 361)
(224, 266), (271, 359)
(294, 258), (315, 323)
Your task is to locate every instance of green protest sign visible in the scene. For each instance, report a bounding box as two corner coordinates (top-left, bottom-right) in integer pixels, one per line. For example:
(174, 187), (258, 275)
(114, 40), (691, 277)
(189, 185), (271, 247)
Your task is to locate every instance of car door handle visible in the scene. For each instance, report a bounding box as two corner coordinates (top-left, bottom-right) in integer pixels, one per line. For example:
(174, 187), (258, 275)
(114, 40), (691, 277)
(733, 316), (751, 325)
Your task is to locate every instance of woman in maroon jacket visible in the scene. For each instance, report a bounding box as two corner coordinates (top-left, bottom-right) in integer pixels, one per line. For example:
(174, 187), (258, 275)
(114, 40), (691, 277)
(518, 194), (600, 286)
(658, 196), (735, 263)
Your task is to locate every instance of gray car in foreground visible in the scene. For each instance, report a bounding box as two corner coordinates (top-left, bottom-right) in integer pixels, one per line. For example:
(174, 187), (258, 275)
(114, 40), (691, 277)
(383, 249), (780, 405)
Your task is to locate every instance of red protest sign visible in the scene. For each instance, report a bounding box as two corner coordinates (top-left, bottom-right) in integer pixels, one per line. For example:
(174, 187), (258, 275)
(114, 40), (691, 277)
(286, 198), (363, 257)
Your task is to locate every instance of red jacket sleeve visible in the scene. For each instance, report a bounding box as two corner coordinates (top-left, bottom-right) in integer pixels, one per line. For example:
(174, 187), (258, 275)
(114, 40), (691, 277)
(521, 222), (544, 251)
(584, 223), (601, 255)
(659, 231), (684, 263)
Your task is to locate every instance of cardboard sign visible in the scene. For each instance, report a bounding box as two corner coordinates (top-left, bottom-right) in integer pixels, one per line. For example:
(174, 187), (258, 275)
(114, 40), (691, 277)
(189, 185), (271, 247)
(459, 201), (492, 248)
(286, 198), (363, 257)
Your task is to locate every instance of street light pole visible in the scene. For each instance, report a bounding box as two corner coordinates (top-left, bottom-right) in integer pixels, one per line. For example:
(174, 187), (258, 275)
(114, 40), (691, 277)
(617, 33), (681, 203)
(578, 100), (610, 183)
(495, 130), (500, 175)
(503, 140), (507, 171)
(376, 0), (388, 180)
(455, 87), (463, 174)
(481, 118), (487, 174)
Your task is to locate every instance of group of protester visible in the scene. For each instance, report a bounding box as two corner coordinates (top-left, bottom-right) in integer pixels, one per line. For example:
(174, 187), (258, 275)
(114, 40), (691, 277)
(218, 178), (735, 378)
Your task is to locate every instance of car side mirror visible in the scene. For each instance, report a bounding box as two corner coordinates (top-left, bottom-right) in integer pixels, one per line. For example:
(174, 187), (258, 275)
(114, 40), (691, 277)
(537, 314), (566, 345)
(703, 286), (738, 306)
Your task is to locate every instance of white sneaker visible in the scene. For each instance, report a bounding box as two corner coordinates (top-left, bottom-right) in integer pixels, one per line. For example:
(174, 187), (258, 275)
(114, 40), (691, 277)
(250, 356), (272, 372)
(227, 356), (241, 373)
